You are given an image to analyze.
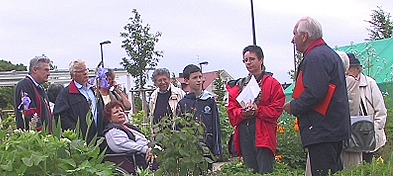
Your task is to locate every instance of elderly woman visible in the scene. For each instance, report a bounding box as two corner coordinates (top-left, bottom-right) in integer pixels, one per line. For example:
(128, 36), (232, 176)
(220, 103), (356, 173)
(103, 100), (152, 156)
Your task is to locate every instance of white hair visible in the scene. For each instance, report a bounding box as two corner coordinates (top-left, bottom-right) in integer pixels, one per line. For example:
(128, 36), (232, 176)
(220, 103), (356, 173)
(336, 51), (350, 72)
(297, 16), (323, 40)
(69, 59), (85, 74)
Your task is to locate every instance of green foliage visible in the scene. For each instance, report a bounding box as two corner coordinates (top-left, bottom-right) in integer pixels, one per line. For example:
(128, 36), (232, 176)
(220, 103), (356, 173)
(130, 110), (150, 139)
(365, 6), (393, 41)
(0, 59), (26, 71)
(152, 114), (213, 175)
(0, 114), (16, 131)
(213, 70), (226, 102)
(0, 115), (117, 175)
(120, 9), (163, 89)
(215, 161), (259, 176)
(334, 155), (393, 176)
(171, 72), (179, 87)
(0, 87), (14, 109)
(276, 113), (307, 171)
(217, 102), (233, 161)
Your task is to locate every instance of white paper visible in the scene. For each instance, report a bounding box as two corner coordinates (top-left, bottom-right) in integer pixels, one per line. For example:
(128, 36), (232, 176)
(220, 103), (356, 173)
(236, 76), (260, 108)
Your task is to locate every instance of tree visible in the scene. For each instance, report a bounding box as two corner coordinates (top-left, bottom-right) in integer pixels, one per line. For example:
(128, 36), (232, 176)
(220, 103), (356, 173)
(365, 6), (393, 41)
(120, 9), (163, 89)
(0, 60), (27, 110)
(213, 70), (226, 102)
(171, 72), (179, 87)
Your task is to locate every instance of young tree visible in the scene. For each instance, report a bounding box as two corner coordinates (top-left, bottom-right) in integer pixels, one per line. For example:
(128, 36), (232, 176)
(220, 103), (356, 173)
(365, 6), (393, 41)
(213, 70), (226, 102)
(120, 9), (163, 89)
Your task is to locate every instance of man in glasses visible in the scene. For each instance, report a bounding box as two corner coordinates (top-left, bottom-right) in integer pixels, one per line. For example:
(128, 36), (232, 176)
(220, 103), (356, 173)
(226, 45), (285, 174)
(54, 59), (105, 143)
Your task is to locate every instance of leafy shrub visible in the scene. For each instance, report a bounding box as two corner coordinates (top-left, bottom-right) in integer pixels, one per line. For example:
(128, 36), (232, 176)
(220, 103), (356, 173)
(151, 113), (213, 175)
(217, 102), (234, 161)
(0, 117), (116, 175)
(276, 112), (307, 170)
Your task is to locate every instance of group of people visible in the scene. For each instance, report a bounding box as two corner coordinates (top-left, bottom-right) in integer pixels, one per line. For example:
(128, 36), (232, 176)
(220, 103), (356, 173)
(13, 16), (387, 176)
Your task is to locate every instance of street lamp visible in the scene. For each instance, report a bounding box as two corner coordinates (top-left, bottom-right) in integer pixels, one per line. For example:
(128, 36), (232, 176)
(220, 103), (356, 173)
(99, 40), (111, 67)
(198, 61), (209, 90)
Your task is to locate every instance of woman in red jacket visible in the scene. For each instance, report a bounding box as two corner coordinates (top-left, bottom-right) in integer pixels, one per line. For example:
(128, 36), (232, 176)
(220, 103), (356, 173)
(226, 45), (285, 174)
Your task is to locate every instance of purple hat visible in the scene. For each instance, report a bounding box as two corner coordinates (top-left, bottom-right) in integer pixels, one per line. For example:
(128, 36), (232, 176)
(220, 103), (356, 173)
(347, 53), (361, 66)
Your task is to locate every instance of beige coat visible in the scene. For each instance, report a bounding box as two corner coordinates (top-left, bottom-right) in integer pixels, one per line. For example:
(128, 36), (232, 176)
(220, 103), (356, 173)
(358, 73), (387, 151)
(149, 83), (185, 127)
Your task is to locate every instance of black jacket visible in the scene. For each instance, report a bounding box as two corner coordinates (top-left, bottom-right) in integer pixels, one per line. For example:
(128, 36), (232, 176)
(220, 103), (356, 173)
(291, 42), (351, 147)
(54, 81), (105, 142)
(14, 76), (51, 130)
(176, 91), (222, 155)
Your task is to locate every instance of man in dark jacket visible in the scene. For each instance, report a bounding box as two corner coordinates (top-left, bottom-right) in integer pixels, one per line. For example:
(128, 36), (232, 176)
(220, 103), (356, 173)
(54, 59), (105, 143)
(14, 55), (52, 131)
(176, 64), (222, 161)
(284, 17), (350, 176)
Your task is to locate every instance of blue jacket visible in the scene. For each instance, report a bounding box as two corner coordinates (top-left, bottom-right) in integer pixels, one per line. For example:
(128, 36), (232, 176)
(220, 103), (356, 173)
(176, 91), (222, 155)
(290, 41), (351, 148)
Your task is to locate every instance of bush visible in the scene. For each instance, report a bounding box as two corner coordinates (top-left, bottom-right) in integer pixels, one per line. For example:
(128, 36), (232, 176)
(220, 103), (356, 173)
(276, 112), (307, 171)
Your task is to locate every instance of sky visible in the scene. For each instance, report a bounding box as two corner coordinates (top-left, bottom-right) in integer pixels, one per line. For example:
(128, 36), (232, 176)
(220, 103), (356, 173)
(1, 0), (393, 85)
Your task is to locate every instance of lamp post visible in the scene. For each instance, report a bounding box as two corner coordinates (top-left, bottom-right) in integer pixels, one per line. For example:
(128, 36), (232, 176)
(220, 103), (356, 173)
(198, 61), (209, 90)
(250, 0), (256, 45)
(99, 40), (111, 67)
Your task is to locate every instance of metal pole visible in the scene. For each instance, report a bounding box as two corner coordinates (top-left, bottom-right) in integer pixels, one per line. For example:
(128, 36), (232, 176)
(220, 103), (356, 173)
(100, 44), (104, 67)
(250, 0), (257, 45)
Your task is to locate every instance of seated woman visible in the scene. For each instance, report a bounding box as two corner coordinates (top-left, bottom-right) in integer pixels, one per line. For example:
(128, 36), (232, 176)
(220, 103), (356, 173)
(103, 100), (157, 170)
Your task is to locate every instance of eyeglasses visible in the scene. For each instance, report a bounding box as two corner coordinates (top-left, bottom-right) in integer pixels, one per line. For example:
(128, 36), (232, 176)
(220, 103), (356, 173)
(242, 57), (257, 63)
(74, 68), (89, 74)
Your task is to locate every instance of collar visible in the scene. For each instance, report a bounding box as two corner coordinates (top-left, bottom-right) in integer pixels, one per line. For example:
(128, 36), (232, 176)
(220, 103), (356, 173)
(27, 75), (40, 87)
(69, 80), (93, 93)
(159, 87), (170, 94)
(304, 39), (325, 56)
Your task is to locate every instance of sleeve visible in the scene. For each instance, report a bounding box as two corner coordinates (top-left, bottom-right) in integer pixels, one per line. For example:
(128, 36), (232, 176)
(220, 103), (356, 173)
(291, 56), (331, 115)
(346, 76), (360, 115)
(105, 128), (149, 153)
(254, 77), (285, 123)
(226, 84), (247, 127)
(53, 89), (75, 131)
(211, 100), (222, 155)
(369, 78), (387, 131)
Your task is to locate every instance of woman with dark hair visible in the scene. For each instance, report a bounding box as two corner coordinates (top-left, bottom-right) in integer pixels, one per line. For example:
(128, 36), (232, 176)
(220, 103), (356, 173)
(98, 68), (131, 110)
(103, 100), (158, 170)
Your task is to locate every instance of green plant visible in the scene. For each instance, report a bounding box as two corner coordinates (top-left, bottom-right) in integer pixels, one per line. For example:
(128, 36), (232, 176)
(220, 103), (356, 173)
(217, 102), (233, 161)
(130, 110), (151, 139)
(334, 154), (393, 175)
(275, 112), (307, 171)
(0, 116), (116, 175)
(214, 161), (259, 176)
(152, 114), (213, 175)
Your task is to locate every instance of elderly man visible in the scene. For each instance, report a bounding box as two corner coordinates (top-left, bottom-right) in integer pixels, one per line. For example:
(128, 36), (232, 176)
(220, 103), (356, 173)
(14, 55), (51, 130)
(54, 59), (105, 142)
(149, 68), (185, 127)
(283, 17), (350, 175)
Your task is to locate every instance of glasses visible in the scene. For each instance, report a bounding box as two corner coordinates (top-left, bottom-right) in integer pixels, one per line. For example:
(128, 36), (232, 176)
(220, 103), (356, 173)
(242, 57), (257, 63)
(74, 68), (89, 74)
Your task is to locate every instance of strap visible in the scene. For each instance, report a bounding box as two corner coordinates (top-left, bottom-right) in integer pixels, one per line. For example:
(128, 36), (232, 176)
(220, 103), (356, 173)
(360, 98), (368, 116)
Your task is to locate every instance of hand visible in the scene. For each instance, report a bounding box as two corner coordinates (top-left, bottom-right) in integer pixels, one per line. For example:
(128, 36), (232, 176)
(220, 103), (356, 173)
(283, 101), (292, 114)
(241, 102), (257, 117)
(145, 148), (154, 163)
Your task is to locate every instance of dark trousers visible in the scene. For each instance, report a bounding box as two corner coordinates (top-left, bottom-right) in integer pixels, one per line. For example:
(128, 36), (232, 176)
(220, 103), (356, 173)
(363, 152), (373, 163)
(238, 118), (274, 174)
(308, 141), (343, 176)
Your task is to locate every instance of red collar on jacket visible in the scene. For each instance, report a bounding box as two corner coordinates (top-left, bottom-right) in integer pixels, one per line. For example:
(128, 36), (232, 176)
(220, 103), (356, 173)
(68, 80), (79, 93)
(304, 39), (325, 56)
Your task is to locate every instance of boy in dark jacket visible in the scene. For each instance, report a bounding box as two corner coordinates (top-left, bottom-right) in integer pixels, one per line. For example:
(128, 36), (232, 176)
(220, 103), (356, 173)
(176, 64), (222, 160)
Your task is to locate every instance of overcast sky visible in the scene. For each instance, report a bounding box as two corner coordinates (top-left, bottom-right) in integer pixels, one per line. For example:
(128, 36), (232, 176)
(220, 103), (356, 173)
(1, 0), (393, 84)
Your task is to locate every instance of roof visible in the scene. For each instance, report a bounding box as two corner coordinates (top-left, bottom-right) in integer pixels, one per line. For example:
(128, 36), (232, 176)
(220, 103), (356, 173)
(176, 70), (233, 92)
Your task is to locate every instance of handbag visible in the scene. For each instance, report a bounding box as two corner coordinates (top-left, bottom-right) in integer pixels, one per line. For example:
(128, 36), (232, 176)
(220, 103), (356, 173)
(343, 99), (376, 152)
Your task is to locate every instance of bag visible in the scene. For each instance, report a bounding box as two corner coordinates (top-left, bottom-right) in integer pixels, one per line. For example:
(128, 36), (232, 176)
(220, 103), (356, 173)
(344, 115), (376, 152)
(228, 131), (238, 156)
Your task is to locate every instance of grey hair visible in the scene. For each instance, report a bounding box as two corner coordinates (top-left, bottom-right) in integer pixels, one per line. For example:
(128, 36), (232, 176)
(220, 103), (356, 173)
(297, 16), (323, 40)
(152, 68), (170, 82)
(29, 55), (51, 73)
(69, 59), (86, 74)
(336, 51), (350, 72)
